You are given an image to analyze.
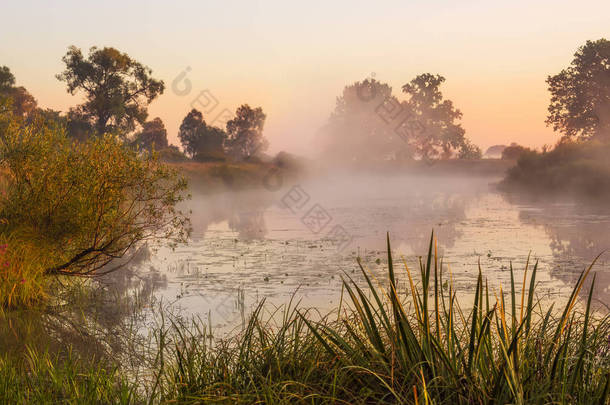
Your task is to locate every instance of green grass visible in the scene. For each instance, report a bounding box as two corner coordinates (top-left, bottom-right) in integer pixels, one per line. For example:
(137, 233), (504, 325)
(0, 233), (52, 308)
(1, 233), (609, 404)
(0, 347), (138, 404)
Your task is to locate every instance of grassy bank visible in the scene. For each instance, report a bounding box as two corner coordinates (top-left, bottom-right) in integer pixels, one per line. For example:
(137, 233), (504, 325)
(169, 160), (299, 195)
(1, 234), (608, 404)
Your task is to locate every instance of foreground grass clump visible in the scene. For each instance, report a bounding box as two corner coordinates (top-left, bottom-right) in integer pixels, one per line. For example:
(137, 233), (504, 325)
(0, 237), (50, 308)
(0, 348), (138, 404)
(150, 234), (610, 404)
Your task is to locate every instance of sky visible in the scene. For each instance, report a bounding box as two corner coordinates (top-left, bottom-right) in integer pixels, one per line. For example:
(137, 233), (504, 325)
(1, 0), (609, 155)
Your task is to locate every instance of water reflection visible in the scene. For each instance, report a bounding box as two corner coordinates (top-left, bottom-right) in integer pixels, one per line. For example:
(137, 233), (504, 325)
(0, 246), (164, 367)
(4, 176), (609, 361)
(145, 175), (495, 329)
(188, 190), (275, 241)
(505, 193), (610, 306)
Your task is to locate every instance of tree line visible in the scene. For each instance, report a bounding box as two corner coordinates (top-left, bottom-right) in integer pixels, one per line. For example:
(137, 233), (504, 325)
(3, 38), (606, 167)
(0, 46), (270, 163)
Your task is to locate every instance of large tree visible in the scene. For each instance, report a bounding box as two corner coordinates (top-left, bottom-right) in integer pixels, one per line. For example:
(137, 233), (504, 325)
(178, 109), (227, 160)
(323, 76), (476, 163)
(135, 117), (168, 151)
(323, 79), (402, 163)
(56, 46), (164, 137)
(401, 73), (468, 160)
(225, 104), (268, 160)
(546, 39), (610, 140)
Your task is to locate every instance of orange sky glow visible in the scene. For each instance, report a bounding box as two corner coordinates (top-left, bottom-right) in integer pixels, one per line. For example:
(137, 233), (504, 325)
(1, 0), (608, 155)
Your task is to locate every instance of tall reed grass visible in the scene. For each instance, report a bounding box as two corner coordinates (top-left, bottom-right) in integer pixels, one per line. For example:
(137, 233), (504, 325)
(0, 347), (138, 404)
(149, 233), (610, 404)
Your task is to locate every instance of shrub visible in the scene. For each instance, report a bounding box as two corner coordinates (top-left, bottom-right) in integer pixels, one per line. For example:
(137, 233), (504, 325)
(157, 145), (189, 162)
(0, 101), (190, 305)
(500, 139), (610, 197)
(501, 143), (531, 160)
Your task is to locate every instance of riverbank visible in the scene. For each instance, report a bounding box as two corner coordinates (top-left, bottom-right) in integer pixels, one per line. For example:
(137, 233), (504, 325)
(168, 159), (303, 195)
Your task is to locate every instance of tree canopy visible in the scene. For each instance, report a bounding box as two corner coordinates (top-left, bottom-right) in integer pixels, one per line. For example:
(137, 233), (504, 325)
(226, 104), (268, 160)
(135, 117), (169, 151)
(178, 109), (227, 160)
(323, 75), (478, 163)
(0, 66), (38, 118)
(546, 38), (610, 140)
(322, 79), (401, 162)
(57, 46), (164, 137)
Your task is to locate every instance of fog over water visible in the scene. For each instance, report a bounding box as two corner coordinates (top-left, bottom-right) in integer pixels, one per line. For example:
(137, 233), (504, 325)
(120, 171), (610, 332)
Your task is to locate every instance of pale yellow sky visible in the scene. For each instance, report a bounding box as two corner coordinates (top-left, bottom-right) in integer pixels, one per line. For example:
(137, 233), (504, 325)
(1, 0), (608, 155)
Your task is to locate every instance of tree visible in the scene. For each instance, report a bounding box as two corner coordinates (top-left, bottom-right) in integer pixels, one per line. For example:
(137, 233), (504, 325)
(226, 104), (268, 160)
(458, 139), (482, 159)
(65, 108), (94, 141)
(0, 102), (190, 278)
(501, 143), (530, 160)
(401, 74), (468, 160)
(178, 109), (205, 158)
(134, 117), (168, 151)
(0, 66), (15, 92)
(178, 109), (227, 160)
(7, 86), (37, 117)
(546, 39), (610, 141)
(0, 66), (38, 118)
(56, 46), (164, 137)
(322, 76), (478, 164)
(322, 79), (404, 163)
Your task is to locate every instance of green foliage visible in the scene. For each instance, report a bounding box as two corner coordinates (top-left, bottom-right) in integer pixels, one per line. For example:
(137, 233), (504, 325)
(56, 46), (165, 136)
(132, 117), (168, 151)
(324, 75), (480, 164)
(0, 66), (15, 92)
(0, 100), (189, 298)
(500, 139), (610, 197)
(158, 145), (189, 163)
(226, 104), (268, 160)
(0, 66), (38, 118)
(458, 139), (483, 159)
(0, 348), (138, 404)
(323, 78), (400, 162)
(178, 108), (227, 159)
(547, 38), (610, 140)
(0, 235), (51, 308)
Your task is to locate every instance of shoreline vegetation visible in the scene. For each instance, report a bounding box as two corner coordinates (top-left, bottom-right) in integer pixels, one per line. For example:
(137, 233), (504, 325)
(167, 158), (515, 195)
(1, 234), (608, 404)
(500, 140), (610, 199)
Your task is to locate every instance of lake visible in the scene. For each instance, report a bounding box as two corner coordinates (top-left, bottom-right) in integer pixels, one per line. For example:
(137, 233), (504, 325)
(118, 172), (610, 334)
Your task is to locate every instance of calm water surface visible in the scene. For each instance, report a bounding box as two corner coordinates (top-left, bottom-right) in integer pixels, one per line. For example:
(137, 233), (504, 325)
(124, 173), (610, 332)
